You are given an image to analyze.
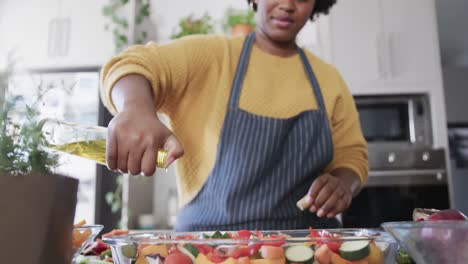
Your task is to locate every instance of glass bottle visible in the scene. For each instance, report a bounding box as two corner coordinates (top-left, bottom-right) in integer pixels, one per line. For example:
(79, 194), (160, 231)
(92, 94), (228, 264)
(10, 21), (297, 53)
(40, 118), (168, 168)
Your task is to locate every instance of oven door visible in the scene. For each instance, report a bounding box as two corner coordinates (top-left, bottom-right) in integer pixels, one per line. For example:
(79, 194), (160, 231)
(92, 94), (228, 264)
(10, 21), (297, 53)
(366, 147), (447, 186)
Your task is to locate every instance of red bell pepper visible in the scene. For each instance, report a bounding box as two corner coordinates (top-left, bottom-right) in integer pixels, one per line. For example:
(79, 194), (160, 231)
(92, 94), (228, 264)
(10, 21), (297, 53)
(194, 244), (214, 255)
(254, 230), (264, 238)
(308, 227), (342, 254)
(237, 230), (252, 239)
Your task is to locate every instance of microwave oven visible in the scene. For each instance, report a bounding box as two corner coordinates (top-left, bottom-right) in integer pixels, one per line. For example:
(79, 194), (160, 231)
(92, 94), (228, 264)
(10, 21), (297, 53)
(355, 94), (432, 148)
(354, 94), (447, 186)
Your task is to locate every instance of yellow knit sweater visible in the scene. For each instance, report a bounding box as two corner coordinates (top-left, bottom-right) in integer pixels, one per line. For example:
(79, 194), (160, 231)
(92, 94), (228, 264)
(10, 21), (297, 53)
(100, 35), (369, 206)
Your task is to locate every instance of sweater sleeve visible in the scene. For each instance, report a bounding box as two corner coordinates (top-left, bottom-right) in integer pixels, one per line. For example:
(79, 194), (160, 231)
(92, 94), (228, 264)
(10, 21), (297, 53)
(324, 71), (369, 187)
(100, 35), (225, 115)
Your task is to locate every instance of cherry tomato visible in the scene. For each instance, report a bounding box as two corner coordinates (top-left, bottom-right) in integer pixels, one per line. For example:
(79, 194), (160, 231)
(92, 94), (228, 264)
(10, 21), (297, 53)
(164, 253), (192, 264)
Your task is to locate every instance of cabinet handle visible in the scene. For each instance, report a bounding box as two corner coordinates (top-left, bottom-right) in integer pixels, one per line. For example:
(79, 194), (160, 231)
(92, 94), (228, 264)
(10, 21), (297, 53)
(387, 32), (396, 79)
(48, 18), (58, 58)
(57, 18), (70, 57)
(47, 17), (70, 58)
(376, 32), (386, 79)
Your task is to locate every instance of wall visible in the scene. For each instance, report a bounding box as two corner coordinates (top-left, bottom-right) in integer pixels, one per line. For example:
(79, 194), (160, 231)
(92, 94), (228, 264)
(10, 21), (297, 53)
(435, 0), (468, 124)
(435, 0), (468, 67)
(443, 67), (468, 124)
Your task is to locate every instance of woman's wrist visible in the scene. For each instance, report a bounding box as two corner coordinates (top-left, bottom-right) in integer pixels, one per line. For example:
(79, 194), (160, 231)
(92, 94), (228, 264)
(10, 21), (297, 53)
(112, 74), (155, 113)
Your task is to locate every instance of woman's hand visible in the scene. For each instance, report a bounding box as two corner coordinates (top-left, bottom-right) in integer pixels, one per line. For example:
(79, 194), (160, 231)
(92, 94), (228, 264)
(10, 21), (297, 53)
(303, 168), (361, 218)
(106, 74), (184, 176)
(106, 106), (184, 176)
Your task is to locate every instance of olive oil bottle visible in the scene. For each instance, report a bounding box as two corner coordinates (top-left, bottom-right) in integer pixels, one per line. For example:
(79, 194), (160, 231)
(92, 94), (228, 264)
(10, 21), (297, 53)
(41, 119), (168, 168)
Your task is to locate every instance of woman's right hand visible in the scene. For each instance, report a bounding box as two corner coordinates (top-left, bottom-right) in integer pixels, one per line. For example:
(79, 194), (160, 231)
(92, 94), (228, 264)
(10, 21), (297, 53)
(106, 107), (184, 176)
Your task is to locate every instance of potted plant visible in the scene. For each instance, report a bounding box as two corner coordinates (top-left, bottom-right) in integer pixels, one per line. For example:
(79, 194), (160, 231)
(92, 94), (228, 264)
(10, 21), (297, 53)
(171, 13), (214, 39)
(0, 61), (79, 263)
(224, 8), (256, 36)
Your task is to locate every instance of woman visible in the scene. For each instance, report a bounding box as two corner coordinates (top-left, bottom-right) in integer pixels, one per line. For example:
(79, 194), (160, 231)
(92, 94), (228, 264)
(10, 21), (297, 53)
(100, 0), (368, 231)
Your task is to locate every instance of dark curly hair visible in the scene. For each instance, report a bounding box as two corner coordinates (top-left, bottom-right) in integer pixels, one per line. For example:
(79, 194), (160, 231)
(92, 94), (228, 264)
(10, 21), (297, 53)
(247, 0), (337, 20)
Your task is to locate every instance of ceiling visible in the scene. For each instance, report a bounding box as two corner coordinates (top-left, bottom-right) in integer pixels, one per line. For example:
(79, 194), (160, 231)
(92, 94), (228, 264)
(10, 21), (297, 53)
(435, 0), (468, 67)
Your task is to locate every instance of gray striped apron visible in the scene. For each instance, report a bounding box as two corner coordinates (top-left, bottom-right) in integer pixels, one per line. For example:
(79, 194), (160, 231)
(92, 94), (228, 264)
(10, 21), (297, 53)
(175, 33), (339, 231)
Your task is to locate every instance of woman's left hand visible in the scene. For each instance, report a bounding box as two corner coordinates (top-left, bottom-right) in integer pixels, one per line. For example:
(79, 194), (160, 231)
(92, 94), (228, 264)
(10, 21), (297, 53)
(305, 169), (361, 218)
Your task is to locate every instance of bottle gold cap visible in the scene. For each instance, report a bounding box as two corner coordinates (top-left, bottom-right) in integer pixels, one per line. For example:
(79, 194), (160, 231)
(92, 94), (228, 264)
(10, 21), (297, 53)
(156, 149), (168, 168)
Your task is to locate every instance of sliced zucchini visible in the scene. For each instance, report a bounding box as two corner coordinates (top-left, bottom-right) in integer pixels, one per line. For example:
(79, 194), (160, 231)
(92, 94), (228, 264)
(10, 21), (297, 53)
(211, 230), (230, 239)
(339, 240), (370, 261)
(285, 245), (314, 263)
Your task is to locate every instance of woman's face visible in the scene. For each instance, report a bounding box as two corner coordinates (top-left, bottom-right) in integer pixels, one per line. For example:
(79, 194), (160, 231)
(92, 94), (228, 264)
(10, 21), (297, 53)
(255, 0), (316, 43)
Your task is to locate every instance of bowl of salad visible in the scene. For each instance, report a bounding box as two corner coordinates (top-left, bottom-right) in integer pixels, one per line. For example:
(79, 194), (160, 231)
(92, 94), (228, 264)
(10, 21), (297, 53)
(102, 228), (398, 264)
(383, 220), (468, 263)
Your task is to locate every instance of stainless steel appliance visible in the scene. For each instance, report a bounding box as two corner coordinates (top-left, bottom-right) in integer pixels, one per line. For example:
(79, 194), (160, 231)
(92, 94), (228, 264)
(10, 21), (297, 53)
(343, 94), (450, 228)
(448, 125), (468, 216)
(355, 94), (447, 186)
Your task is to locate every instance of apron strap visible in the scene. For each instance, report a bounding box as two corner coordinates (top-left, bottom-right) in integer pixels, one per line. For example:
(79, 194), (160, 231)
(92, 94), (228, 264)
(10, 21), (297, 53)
(298, 48), (327, 112)
(228, 32), (256, 109)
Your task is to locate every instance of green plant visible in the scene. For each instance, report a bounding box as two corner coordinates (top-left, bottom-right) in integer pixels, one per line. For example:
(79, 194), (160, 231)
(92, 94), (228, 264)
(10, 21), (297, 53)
(105, 174), (124, 214)
(171, 14), (214, 40)
(102, 0), (152, 53)
(223, 8), (256, 32)
(0, 61), (61, 176)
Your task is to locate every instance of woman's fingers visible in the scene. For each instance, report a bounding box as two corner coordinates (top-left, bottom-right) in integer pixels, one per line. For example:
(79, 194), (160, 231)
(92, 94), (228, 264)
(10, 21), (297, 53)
(116, 143), (129, 174)
(164, 133), (184, 166)
(127, 146), (145, 176)
(141, 147), (157, 176)
(307, 175), (329, 205)
(317, 190), (339, 218)
(311, 176), (337, 212)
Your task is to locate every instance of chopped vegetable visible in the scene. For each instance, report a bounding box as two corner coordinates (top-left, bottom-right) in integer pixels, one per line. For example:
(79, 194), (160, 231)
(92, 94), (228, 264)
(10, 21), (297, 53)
(102, 229), (129, 238)
(100, 249), (112, 260)
(396, 249), (415, 264)
(315, 244), (333, 264)
(74, 219), (87, 227)
(365, 242), (383, 264)
(339, 241), (370, 261)
(121, 243), (137, 258)
(180, 243), (200, 259)
(260, 245), (285, 259)
(165, 252), (192, 264)
(285, 245), (314, 262)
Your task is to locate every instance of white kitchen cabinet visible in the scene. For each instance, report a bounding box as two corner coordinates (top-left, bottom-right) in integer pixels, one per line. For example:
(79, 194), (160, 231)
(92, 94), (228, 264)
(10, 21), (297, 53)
(0, 0), (113, 69)
(328, 0), (384, 94)
(380, 0), (441, 84)
(328, 0), (443, 94)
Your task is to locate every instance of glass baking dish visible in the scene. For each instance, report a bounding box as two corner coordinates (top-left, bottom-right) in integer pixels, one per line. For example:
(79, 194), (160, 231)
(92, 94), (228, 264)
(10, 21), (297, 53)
(102, 228), (399, 264)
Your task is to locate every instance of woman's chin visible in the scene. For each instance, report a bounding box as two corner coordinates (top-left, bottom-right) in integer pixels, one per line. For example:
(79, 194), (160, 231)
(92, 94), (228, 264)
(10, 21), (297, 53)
(268, 31), (296, 44)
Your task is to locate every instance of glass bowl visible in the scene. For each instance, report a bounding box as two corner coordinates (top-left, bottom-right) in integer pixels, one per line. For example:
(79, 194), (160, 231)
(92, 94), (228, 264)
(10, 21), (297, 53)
(103, 229), (398, 264)
(382, 221), (468, 264)
(72, 225), (104, 261)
